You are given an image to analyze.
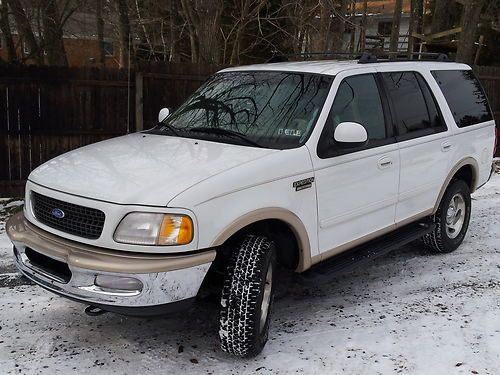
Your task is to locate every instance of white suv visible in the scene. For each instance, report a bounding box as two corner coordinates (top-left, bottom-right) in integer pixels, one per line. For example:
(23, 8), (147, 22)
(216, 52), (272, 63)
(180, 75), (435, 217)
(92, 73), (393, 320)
(7, 56), (496, 358)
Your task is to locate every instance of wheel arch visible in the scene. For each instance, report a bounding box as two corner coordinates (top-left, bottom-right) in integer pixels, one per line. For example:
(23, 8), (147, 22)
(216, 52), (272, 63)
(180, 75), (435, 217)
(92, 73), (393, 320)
(433, 157), (478, 214)
(210, 208), (311, 272)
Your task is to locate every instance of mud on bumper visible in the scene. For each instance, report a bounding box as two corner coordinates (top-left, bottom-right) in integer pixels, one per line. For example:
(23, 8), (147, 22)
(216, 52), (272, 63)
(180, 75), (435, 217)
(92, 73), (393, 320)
(6, 212), (215, 316)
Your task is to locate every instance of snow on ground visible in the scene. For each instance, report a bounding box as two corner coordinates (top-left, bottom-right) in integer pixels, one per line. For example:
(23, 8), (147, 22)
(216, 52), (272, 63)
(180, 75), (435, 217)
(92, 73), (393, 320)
(0, 175), (499, 375)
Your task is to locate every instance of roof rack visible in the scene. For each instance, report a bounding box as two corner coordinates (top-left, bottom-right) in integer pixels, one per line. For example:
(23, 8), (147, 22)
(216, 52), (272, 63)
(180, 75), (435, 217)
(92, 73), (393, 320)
(266, 51), (362, 63)
(265, 51), (450, 64)
(358, 51), (450, 64)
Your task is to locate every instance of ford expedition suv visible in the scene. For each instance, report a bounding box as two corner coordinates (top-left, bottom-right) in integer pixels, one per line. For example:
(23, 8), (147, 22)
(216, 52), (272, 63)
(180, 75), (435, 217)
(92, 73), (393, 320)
(7, 55), (496, 358)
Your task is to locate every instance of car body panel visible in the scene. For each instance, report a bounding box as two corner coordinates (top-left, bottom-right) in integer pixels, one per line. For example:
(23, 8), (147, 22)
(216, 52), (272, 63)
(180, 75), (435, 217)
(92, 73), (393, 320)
(28, 132), (278, 206)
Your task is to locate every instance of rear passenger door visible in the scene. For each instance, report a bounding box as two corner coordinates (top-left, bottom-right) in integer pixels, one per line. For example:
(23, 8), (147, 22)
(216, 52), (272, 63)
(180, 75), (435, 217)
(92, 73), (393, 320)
(379, 70), (451, 224)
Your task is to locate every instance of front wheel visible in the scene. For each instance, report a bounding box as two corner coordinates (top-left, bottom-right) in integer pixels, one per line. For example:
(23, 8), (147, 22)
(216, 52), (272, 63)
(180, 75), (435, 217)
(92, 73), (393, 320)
(422, 179), (471, 253)
(219, 235), (276, 358)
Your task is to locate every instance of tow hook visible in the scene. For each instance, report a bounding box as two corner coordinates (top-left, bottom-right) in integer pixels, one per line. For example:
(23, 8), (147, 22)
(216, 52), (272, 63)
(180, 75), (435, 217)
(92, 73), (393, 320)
(84, 305), (108, 316)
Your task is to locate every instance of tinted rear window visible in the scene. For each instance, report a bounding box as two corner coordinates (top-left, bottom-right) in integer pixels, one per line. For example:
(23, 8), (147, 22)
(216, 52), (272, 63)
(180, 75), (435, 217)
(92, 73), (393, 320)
(431, 70), (492, 127)
(382, 71), (444, 135)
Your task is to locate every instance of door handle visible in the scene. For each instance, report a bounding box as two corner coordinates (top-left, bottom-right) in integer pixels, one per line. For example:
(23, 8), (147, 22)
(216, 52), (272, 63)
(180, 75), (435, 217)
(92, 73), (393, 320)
(378, 156), (393, 169)
(441, 141), (452, 152)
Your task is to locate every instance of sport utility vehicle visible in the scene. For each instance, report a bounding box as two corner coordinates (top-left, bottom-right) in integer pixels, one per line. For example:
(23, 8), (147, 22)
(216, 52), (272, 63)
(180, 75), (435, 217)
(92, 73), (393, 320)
(7, 56), (496, 357)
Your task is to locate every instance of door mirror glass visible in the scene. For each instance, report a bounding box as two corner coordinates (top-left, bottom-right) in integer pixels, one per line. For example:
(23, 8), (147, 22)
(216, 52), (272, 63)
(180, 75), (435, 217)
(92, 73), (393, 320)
(158, 108), (170, 123)
(333, 122), (368, 147)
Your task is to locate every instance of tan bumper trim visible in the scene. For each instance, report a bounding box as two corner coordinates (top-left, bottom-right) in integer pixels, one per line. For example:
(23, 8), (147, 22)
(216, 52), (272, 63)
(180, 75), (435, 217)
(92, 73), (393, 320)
(6, 212), (216, 274)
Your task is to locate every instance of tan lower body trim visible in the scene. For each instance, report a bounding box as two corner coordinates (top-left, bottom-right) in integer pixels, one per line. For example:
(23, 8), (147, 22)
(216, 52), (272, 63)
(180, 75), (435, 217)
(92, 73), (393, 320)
(210, 207), (312, 273)
(6, 212), (215, 274)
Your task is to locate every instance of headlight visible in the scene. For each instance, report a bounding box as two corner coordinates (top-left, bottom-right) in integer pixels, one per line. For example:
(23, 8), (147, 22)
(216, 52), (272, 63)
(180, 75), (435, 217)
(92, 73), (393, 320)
(114, 212), (193, 246)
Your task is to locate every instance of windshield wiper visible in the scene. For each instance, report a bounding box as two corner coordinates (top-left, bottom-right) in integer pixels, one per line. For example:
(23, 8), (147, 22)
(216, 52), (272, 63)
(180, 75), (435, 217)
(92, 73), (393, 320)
(189, 127), (263, 148)
(156, 122), (180, 136)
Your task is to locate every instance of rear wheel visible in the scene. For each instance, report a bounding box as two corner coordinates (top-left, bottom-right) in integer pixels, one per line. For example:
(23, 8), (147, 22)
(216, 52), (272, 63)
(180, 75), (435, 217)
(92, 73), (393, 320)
(219, 235), (276, 358)
(422, 179), (471, 253)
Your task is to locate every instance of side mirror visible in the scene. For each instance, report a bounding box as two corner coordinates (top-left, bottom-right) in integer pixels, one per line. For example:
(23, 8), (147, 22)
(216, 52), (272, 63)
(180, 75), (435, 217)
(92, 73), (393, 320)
(158, 108), (170, 123)
(333, 122), (368, 148)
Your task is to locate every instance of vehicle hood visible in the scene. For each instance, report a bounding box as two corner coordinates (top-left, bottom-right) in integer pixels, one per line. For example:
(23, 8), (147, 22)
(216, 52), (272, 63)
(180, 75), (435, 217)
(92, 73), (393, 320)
(29, 133), (278, 206)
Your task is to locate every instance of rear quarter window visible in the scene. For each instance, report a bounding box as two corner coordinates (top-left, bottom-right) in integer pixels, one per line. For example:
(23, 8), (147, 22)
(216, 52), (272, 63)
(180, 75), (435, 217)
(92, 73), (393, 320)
(431, 70), (493, 127)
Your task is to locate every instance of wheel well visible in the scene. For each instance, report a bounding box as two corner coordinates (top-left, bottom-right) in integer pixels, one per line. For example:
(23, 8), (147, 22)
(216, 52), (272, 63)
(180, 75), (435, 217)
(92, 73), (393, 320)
(453, 164), (474, 190)
(217, 219), (300, 270)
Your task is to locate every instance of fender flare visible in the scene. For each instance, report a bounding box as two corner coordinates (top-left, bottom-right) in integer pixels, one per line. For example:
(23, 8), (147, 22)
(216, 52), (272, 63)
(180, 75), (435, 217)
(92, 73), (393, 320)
(210, 207), (312, 272)
(432, 157), (479, 214)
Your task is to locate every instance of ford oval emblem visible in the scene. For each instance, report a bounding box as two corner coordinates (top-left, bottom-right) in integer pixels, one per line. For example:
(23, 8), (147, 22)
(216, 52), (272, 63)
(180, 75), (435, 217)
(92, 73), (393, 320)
(51, 208), (65, 219)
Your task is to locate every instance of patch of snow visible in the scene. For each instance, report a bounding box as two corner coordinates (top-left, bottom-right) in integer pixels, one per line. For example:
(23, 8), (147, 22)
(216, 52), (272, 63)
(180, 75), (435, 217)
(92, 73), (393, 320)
(0, 175), (499, 374)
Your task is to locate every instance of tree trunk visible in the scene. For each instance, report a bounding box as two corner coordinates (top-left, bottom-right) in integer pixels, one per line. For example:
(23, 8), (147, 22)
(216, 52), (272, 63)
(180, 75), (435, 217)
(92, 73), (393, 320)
(0, 0), (17, 62)
(359, 0), (368, 52)
(316, 0), (333, 53)
(408, 0), (423, 53)
(180, 0), (222, 63)
(169, 0), (180, 62)
(389, 0), (403, 53)
(348, 0), (355, 54)
(135, 0), (157, 61)
(331, 0), (348, 51)
(96, 0), (105, 68)
(431, 0), (450, 34)
(8, 0), (42, 64)
(196, 0), (223, 63)
(116, 0), (131, 68)
(456, 0), (484, 65)
(180, 0), (199, 62)
(42, 0), (68, 66)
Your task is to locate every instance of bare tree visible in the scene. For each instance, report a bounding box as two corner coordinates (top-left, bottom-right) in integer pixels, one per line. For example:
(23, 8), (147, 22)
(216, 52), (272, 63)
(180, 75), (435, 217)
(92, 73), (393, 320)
(359, 0), (368, 52)
(389, 0), (403, 53)
(408, 0), (423, 53)
(96, 0), (105, 68)
(0, 0), (17, 62)
(116, 0), (131, 68)
(42, 0), (68, 66)
(331, 0), (348, 52)
(8, 0), (42, 64)
(431, 0), (450, 34)
(224, 0), (268, 64)
(456, 0), (485, 64)
(180, 0), (223, 64)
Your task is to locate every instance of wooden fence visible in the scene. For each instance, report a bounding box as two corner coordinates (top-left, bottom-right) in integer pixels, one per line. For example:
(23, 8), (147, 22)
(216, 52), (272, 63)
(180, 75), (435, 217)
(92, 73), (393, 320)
(0, 63), (223, 196)
(0, 64), (499, 196)
(474, 66), (500, 128)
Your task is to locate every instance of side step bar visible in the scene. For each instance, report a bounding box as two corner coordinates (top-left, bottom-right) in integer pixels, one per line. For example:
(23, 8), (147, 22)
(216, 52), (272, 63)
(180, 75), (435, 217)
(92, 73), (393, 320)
(296, 221), (435, 286)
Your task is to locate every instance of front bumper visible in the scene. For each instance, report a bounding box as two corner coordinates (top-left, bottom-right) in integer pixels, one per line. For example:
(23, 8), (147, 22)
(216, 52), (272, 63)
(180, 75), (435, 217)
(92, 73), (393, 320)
(6, 212), (215, 315)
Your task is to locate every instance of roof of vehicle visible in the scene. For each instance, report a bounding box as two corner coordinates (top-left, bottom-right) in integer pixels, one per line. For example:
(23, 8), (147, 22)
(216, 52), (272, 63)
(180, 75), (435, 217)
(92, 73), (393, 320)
(220, 60), (471, 76)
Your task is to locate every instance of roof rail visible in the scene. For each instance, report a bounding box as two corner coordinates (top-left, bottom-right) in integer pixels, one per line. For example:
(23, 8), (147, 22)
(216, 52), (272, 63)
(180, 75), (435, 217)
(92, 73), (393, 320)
(266, 51), (362, 63)
(358, 52), (450, 64)
(265, 51), (451, 64)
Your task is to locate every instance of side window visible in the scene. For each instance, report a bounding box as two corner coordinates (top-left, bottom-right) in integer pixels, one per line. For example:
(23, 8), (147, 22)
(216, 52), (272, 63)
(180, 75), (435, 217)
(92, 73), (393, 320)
(431, 70), (492, 127)
(415, 74), (445, 130)
(382, 71), (444, 137)
(318, 73), (388, 158)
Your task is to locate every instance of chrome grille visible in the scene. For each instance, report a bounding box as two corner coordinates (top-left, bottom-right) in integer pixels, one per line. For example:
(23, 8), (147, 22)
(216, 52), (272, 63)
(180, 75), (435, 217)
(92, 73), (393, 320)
(31, 192), (105, 239)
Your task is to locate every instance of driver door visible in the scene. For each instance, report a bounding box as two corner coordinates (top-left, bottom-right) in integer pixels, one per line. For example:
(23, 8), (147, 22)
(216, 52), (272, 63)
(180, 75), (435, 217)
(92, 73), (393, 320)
(310, 70), (400, 259)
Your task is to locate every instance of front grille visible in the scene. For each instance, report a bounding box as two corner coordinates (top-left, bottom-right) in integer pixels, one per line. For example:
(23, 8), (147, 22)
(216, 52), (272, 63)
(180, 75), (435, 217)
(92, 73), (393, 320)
(31, 191), (105, 239)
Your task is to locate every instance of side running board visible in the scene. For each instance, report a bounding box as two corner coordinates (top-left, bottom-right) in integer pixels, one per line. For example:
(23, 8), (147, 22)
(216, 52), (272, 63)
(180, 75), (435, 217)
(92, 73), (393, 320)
(296, 221), (435, 286)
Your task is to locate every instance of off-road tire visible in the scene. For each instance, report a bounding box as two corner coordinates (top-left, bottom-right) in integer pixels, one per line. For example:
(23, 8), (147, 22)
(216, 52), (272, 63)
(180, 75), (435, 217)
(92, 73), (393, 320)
(219, 235), (276, 358)
(422, 179), (471, 253)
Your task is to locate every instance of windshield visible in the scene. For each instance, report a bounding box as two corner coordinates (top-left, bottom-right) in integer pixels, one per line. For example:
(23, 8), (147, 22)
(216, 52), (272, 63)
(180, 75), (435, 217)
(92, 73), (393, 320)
(147, 71), (333, 149)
